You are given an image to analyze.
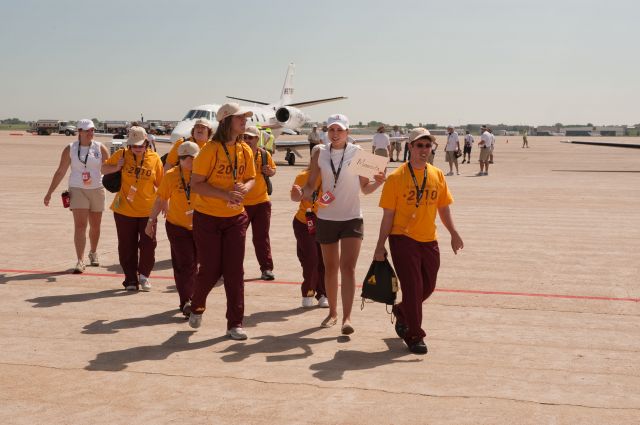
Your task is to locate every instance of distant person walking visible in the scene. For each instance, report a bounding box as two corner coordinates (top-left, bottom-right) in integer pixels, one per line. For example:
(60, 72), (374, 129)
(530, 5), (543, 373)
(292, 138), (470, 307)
(145, 141), (200, 317)
(372, 125), (391, 157)
(522, 131), (529, 148)
(476, 125), (493, 176)
(188, 103), (256, 341)
(102, 126), (164, 291)
(374, 127), (463, 354)
(290, 155), (329, 309)
(164, 118), (213, 171)
(462, 130), (474, 164)
(390, 125), (402, 162)
(308, 124), (322, 155)
(444, 126), (461, 175)
(488, 128), (496, 164)
(242, 125), (277, 281)
(298, 113), (385, 335)
(44, 119), (110, 273)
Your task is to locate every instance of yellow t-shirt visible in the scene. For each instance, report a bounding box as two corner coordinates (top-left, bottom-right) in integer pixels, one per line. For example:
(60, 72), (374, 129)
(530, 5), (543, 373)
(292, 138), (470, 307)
(379, 163), (453, 242)
(165, 137), (208, 168)
(106, 148), (164, 217)
(293, 170), (322, 224)
(244, 148), (277, 206)
(156, 165), (195, 230)
(191, 140), (256, 217)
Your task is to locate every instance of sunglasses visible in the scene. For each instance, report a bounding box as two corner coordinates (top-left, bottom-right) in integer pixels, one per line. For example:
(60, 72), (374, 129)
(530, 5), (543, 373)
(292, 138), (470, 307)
(243, 135), (258, 140)
(413, 142), (432, 149)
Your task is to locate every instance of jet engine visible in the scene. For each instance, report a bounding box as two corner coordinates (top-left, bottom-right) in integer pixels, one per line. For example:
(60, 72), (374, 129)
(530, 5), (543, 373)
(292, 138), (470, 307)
(275, 106), (308, 130)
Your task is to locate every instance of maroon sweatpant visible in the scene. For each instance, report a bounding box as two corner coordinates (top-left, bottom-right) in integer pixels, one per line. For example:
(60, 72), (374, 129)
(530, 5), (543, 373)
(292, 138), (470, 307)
(292, 218), (326, 298)
(244, 201), (273, 272)
(191, 210), (248, 329)
(113, 212), (156, 287)
(165, 220), (197, 310)
(389, 235), (440, 344)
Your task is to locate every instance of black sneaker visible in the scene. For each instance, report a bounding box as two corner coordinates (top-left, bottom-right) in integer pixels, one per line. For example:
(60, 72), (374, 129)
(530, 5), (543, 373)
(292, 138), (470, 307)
(261, 270), (275, 281)
(394, 321), (408, 339)
(408, 339), (428, 355)
(181, 300), (192, 318)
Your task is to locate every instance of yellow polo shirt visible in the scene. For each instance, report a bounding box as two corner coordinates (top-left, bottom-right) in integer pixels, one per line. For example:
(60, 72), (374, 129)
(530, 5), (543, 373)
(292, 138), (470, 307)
(244, 148), (277, 206)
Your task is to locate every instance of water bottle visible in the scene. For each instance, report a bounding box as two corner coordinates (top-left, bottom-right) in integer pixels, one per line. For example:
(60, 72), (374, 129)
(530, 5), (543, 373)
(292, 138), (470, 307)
(305, 208), (316, 235)
(61, 191), (71, 208)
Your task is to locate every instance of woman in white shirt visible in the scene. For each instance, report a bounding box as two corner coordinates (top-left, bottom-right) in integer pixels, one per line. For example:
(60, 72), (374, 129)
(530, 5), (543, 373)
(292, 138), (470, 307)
(298, 114), (385, 335)
(44, 119), (110, 273)
(371, 126), (391, 157)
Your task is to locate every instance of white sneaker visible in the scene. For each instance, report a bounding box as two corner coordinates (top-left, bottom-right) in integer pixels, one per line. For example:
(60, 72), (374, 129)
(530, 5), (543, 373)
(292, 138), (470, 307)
(88, 251), (99, 266)
(318, 296), (330, 308)
(139, 275), (151, 292)
(73, 260), (85, 274)
(446, 171), (454, 176)
(227, 327), (248, 340)
(189, 313), (202, 329)
(214, 276), (224, 288)
(302, 296), (315, 308)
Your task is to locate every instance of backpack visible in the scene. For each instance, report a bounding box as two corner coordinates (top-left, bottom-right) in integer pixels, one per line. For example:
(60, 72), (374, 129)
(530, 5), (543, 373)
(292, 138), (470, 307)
(259, 148), (273, 195)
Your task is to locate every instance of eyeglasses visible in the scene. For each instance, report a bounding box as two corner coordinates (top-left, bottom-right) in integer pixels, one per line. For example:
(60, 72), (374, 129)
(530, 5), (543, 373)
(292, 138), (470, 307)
(178, 155), (194, 160)
(413, 142), (432, 149)
(131, 145), (146, 149)
(243, 135), (258, 140)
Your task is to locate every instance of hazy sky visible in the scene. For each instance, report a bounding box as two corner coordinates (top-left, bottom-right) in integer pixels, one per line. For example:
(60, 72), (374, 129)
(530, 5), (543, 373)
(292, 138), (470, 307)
(1, 0), (638, 126)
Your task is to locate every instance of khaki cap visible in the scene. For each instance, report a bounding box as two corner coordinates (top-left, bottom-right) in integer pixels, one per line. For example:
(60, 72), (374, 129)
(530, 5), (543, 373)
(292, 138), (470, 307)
(243, 126), (260, 138)
(193, 118), (213, 129)
(127, 126), (148, 146)
(178, 141), (200, 157)
(216, 103), (253, 122)
(408, 127), (436, 143)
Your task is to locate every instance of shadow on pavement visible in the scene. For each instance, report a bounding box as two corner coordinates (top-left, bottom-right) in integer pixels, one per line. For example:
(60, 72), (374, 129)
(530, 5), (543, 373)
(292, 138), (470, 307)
(82, 309), (185, 334)
(86, 331), (228, 372)
(103, 258), (173, 273)
(1, 271), (64, 285)
(26, 289), (134, 308)
(243, 307), (308, 328)
(219, 327), (335, 363)
(309, 338), (421, 381)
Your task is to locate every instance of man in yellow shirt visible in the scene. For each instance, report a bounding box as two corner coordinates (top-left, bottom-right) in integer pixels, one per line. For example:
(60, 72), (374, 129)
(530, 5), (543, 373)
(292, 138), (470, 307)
(374, 128), (464, 354)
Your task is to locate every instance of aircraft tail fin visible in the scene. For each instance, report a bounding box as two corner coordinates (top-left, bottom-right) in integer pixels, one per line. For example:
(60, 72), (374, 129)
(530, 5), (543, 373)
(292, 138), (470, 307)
(279, 63), (295, 106)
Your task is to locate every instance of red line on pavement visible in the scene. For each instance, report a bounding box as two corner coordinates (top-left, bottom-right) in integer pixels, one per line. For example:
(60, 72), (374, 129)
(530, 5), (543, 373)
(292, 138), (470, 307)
(1, 268), (637, 303)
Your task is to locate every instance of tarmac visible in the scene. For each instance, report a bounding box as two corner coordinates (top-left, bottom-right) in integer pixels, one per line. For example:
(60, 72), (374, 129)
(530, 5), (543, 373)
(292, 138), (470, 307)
(0, 131), (638, 424)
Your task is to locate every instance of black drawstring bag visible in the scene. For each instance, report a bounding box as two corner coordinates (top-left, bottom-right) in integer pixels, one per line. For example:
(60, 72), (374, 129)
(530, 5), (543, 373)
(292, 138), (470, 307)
(102, 171), (121, 193)
(361, 258), (398, 310)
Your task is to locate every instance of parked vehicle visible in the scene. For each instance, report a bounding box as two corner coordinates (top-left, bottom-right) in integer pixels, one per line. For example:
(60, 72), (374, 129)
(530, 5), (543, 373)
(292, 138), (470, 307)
(34, 120), (77, 136)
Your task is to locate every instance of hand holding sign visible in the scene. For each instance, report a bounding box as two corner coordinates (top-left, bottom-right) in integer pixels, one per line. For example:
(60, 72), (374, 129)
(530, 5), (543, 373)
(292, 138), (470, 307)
(347, 149), (388, 180)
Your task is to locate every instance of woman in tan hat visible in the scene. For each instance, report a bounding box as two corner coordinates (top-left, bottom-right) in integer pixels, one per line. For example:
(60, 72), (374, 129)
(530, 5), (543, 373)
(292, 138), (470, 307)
(163, 118), (213, 172)
(187, 103), (256, 341)
(145, 141), (200, 316)
(44, 119), (110, 273)
(102, 126), (164, 291)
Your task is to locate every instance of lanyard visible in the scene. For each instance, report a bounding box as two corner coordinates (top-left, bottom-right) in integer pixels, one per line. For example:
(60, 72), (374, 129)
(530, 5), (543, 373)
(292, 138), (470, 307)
(78, 142), (91, 167)
(222, 142), (238, 183)
(329, 145), (346, 190)
(178, 164), (191, 204)
(407, 162), (427, 208)
(131, 149), (145, 183)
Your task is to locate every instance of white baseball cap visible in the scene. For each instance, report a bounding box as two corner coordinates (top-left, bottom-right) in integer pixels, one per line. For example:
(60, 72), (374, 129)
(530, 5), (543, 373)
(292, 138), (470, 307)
(326, 113), (349, 130)
(216, 103), (253, 122)
(127, 126), (148, 146)
(77, 119), (95, 131)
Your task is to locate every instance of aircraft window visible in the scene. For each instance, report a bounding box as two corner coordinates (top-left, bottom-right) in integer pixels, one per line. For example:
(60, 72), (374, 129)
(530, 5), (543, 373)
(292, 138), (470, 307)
(207, 111), (212, 121)
(182, 110), (196, 120)
(193, 110), (209, 119)
(262, 114), (266, 122)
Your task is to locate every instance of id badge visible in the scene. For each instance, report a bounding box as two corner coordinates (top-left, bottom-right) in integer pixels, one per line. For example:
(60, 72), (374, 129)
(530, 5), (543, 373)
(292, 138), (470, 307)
(126, 185), (137, 202)
(317, 191), (335, 207)
(82, 171), (92, 185)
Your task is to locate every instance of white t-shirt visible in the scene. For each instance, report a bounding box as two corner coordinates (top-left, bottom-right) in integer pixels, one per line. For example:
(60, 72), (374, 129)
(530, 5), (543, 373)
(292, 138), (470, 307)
(445, 132), (460, 151)
(480, 131), (493, 148)
(372, 133), (390, 150)
(316, 143), (362, 221)
(464, 134), (474, 146)
(68, 140), (104, 189)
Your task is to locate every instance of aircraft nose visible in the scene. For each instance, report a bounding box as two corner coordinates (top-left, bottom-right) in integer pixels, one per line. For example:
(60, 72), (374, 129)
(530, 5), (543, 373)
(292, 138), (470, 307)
(170, 121), (194, 143)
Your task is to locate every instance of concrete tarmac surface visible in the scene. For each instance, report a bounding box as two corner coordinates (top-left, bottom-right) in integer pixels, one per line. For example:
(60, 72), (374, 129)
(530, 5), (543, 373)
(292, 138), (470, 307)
(1, 131), (638, 424)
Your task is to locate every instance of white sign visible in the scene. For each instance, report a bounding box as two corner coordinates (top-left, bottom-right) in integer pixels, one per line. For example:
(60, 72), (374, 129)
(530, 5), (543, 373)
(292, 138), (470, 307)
(348, 149), (388, 179)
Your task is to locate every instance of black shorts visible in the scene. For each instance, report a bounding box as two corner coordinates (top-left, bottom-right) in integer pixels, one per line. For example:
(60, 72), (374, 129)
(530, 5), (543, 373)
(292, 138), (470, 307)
(315, 218), (364, 244)
(463, 145), (472, 154)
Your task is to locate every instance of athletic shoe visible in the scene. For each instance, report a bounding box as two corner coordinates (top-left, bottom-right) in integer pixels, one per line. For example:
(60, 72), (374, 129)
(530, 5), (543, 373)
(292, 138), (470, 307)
(73, 260), (85, 274)
(475, 172), (484, 176)
(461, 160), (466, 164)
(189, 313), (202, 329)
(181, 300), (192, 318)
(139, 275), (151, 292)
(395, 321), (408, 339)
(445, 171), (454, 176)
(302, 296), (315, 308)
(484, 172), (489, 176)
(88, 251), (99, 266)
(261, 270), (275, 281)
(227, 327), (248, 340)
(124, 282), (138, 291)
(408, 339), (428, 354)
(318, 295), (330, 308)
(341, 322), (355, 335)
(456, 171), (461, 175)
(214, 276), (224, 288)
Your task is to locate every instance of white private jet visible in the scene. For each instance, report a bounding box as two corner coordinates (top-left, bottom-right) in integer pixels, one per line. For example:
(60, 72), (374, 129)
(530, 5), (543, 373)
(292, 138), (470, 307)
(152, 63), (347, 165)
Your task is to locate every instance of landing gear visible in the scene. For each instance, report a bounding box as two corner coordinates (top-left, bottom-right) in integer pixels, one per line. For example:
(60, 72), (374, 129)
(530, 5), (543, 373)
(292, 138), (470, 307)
(285, 149), (295, 166)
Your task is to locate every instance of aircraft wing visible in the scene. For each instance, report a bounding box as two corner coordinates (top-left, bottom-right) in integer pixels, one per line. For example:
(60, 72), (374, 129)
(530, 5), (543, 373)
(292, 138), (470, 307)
(561, 140), (640, 149)
(286, 96), (348, 108)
